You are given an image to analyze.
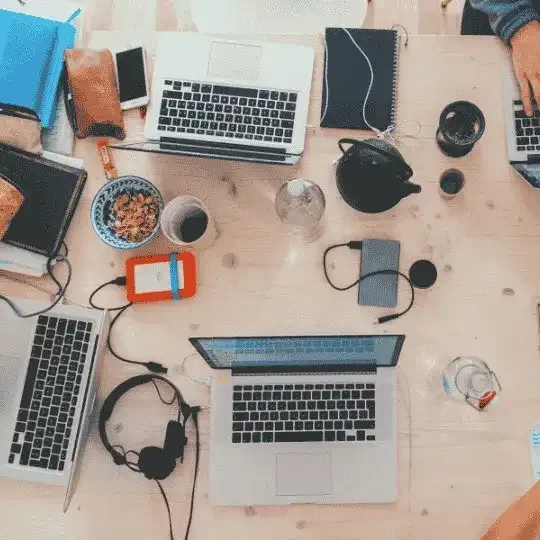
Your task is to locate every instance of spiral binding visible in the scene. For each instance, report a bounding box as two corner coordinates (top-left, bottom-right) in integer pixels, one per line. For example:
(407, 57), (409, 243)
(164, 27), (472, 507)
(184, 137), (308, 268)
(390, 31), (400, 131)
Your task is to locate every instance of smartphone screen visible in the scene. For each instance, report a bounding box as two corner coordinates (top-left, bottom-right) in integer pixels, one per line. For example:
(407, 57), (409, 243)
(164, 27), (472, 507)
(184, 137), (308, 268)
(116, 48), (147, 103)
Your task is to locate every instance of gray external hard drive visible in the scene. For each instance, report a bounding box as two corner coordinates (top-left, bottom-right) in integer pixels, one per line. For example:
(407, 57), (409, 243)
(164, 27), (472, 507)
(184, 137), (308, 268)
(358, 239), (400, 308)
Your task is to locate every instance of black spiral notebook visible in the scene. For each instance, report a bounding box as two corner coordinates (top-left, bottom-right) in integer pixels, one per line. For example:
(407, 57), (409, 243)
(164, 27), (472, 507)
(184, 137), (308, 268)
(0, 144), (87, 258)
(321, 28), (400, 131)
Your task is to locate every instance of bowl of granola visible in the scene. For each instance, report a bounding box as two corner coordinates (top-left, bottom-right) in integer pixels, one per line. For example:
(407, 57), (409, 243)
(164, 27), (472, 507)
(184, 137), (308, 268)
(91, 176), (164, 249)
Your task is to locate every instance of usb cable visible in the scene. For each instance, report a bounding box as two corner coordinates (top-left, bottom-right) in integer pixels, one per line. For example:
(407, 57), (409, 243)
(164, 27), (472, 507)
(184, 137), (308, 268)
(323, 241), (415, 324)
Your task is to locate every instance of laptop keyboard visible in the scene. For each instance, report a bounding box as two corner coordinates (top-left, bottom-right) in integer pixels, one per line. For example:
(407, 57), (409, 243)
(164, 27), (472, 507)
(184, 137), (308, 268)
(8, 315), (92, 472)
(158, 80), (297, 144)
(514, 101), (540, 151)
(231, 383), (376, 444)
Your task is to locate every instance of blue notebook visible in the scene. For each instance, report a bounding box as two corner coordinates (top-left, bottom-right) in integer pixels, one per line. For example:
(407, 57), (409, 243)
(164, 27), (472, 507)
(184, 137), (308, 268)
(0, 10), (76, 129)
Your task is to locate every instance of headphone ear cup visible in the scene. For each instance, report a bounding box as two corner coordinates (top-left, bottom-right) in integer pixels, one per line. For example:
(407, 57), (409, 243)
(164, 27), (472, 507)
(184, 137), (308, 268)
(138, 446), (176, 480)
(164, 420), (187, 460)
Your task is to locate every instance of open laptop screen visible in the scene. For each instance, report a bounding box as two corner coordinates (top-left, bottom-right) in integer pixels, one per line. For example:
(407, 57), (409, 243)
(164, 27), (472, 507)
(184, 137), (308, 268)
(189, 335), (405, 369)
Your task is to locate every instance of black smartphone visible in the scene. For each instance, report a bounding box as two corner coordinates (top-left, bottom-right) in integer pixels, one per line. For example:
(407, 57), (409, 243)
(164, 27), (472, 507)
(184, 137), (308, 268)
(358, 239), (400, 308)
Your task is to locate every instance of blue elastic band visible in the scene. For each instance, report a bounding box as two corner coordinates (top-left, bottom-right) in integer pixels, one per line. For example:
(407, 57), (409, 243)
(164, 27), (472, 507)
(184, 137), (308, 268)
(169, 253), (181, 300)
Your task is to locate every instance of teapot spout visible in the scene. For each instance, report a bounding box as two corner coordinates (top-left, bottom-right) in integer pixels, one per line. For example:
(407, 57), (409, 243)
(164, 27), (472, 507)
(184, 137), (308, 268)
(404, 182), (422, 196)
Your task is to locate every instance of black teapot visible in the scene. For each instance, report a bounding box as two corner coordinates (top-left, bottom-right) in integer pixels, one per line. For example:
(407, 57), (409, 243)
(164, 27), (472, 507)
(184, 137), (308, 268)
(335, 138), (421, 214)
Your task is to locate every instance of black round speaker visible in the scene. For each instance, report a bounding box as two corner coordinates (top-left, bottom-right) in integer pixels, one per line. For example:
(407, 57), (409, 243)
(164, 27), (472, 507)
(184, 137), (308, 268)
(409, 260), (437, 289)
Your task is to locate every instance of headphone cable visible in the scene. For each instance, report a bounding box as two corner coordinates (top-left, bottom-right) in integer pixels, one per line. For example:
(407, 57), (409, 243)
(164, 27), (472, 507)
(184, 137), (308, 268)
(154, 407), (200, 540)
(156, 479), (174, 540)
(184, 408), (200, 540)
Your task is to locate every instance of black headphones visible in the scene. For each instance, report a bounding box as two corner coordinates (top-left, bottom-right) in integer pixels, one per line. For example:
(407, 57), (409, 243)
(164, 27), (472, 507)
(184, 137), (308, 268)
(99, 374), (200, 540)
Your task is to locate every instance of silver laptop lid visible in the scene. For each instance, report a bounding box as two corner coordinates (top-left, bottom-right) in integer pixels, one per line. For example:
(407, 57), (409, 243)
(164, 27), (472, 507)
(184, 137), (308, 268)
(189, 335), (405, 370)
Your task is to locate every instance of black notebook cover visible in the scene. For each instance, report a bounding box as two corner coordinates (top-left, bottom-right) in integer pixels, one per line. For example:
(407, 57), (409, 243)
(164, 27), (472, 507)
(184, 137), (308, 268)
(321, 28), (400, 131)
(0, 144), (87, 258)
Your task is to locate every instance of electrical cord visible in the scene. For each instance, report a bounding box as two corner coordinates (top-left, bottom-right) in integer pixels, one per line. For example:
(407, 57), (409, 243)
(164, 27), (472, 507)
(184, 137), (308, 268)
(323, 241), (415, 324)
(88, 277), (167, 374)
(0, 242), (72, 318)
(181, 353), (212, 387)
(323, 242), (363, 291)
(184, 408), (200, 540)
(153, 407), (200, 540)
(156, 479), (174, 540)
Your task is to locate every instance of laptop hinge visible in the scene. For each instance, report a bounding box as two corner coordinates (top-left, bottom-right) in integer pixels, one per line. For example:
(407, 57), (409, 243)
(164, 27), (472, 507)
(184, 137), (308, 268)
(527, 155), (540, 163)
(160, 136), (288, 155)
(231, 364), (377, 376)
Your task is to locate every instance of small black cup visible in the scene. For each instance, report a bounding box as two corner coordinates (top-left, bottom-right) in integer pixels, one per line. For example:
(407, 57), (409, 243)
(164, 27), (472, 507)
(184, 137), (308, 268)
(436, 101), (485, 157)
(439, 169), (465, 199)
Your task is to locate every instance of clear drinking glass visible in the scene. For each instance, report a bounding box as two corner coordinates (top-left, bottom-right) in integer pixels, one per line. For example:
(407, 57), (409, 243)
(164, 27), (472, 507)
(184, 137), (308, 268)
(275, 179), (326, 242)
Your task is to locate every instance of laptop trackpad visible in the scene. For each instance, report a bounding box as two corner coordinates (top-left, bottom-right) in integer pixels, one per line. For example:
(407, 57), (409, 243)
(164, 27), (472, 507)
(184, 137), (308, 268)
(276, 453), (332, 496)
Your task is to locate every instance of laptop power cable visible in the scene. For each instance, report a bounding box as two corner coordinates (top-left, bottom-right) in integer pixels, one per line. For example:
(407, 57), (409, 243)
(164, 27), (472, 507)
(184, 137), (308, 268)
(89, 276), (167, 374)
(323, 241), (415, 324)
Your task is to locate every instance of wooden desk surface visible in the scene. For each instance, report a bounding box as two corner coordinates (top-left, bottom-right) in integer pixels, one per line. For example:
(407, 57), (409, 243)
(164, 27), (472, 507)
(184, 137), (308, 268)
(1, 32), (539, 540)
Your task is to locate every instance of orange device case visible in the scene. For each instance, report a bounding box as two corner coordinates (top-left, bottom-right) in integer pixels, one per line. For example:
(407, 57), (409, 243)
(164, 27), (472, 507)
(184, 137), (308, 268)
(125, 252), (197, 303)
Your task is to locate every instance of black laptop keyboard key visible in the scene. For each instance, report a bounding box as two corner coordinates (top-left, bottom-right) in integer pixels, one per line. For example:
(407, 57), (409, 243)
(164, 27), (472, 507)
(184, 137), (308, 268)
(276, 431), (323, 443)
(232, 433), (241, 443)
(299, 411), (308, 420)
(20, 443), (31, 465)
(367, 401), (376, 419)
(362, 390), (375, 400)
(19, 358), (39, 409)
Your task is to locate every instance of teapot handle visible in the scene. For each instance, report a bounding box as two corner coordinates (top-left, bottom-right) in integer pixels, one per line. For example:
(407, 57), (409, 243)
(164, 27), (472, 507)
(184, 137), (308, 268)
(338, 138), (361, 154)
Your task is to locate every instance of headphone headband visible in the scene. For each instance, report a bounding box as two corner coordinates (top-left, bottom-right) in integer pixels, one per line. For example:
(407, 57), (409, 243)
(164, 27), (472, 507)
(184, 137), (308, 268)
(99, 374), (186, 464)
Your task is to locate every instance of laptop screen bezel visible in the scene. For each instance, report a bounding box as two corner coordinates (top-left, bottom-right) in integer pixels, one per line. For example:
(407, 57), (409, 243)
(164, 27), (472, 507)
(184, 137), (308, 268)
(188, 334), (406, 370)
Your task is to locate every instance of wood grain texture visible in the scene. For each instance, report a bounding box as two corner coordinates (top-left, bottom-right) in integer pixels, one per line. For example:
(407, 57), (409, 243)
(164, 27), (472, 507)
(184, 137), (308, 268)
(0, 32), (537, 540)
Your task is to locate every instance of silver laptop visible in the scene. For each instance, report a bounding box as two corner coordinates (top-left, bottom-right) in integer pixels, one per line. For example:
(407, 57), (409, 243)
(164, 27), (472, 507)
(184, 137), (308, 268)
(503, 64), (540, 188)
(0, 297), (106, 490)
(112, 33), (314, 165)
(190, 334), (405, 506)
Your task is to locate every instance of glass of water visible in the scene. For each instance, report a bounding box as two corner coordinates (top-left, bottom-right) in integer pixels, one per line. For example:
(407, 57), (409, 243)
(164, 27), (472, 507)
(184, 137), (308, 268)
(275, 179), (326, 242)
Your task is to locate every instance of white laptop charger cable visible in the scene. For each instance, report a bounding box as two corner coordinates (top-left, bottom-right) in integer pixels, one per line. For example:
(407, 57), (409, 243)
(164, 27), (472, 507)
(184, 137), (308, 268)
(181, 352), (212, 387)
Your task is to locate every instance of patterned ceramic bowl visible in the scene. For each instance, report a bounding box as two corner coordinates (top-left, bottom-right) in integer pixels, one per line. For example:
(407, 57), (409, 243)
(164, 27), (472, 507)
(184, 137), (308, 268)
(91, 176), (164, 250)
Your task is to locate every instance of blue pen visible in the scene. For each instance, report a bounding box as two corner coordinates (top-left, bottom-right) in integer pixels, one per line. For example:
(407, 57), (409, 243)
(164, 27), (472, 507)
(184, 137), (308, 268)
(65, 8), (81, 25)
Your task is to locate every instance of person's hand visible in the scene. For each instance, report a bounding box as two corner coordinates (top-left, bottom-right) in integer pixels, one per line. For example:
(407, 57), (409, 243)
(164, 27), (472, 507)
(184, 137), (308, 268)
(511, 20), (540, 116)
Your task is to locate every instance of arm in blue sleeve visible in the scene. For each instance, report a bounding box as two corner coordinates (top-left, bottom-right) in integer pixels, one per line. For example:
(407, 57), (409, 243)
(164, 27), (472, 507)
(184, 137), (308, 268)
(469, 0), (539, 40)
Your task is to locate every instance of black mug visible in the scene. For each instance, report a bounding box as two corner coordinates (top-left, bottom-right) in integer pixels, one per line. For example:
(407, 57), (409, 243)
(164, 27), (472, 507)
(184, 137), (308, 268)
(436, 101), (485, 157)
